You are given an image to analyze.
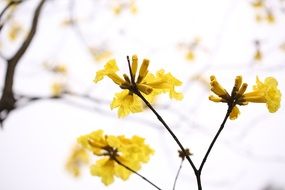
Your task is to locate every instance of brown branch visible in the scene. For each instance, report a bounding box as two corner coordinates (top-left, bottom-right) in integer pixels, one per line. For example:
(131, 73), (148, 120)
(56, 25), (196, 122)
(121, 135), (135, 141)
(0, 0), (47, 127)
(0, 0), (23, 20)
(0, 0), (25, 32)
(113, 157), (162, 190)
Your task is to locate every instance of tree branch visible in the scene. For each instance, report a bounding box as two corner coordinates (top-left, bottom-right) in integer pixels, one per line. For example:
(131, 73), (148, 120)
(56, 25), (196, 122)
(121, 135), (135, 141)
(0, 0), (47, 127)
(0, 0), (25, 32)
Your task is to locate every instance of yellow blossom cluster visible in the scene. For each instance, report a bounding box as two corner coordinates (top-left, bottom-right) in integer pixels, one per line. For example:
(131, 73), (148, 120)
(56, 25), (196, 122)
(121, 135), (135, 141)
(94, 55), (183, 117)
(209, 75), (281, 119)
(77, 130), (154, 185)
(43, 62), (67, 75)
(65, 145), (89, 177)
(178, 37), (201, 62)
(89, 47), (112, 62)
(51, 82), (66, 97)
(250, 0), (275, 24)
(8, 21), (23, 41)
(43, 62), (68, 97)
(112, 0), (137, 15)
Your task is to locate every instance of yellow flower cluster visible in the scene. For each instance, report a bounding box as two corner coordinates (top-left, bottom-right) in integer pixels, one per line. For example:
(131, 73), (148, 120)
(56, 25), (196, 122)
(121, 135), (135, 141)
(53, 65), (67, 74)
(65, 145), (89, 177)
(43, 62), (67, 75)
(51, 82), (65, 97)
(89, 47), (112, 62)
(94, 55), (183, 117)
(112, 0), (137, 15)
(8, 21), (23, 41)
(251, 0), (275, 24)
(77, 130), (154, 185)
(209, 76), (281, 119)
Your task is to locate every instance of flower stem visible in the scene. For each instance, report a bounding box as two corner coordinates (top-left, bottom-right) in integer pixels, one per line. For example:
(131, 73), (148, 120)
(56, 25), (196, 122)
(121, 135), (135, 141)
(172, 159), (184, 190)
(198, 105), (233, 173)
(126, 55), (197, 177)
(194, 105), (234, 190)
(114, 158), (162, 190)
(135, 89), (197, 172)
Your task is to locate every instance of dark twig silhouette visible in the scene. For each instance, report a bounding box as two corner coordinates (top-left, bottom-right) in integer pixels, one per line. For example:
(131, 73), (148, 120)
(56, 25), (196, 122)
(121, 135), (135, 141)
(0, 0), (47, 127)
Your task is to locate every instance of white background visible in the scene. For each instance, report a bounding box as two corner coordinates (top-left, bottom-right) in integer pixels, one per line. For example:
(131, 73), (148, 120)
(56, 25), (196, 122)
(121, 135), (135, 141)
(0, 0), (285, 190)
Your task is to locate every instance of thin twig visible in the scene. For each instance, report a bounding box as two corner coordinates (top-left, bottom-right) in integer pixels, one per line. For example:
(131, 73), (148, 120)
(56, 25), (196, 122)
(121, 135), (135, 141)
(195, 105), (234, 190)
(172, 159), (184, 190)
(114, 157), (162, 190)
(0, 0), (23, 20)
(198, 105), (233, 172)
(0, 0), (25, 31)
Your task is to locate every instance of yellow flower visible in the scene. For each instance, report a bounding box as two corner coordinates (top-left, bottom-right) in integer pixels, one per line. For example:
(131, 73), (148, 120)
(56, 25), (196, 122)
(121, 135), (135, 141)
(209, 76), (281, 119)
(8, 21), (23, 41)
(94, 55), (183, 117)
(253, 40), (262, 61)
(229, 106), (240, 120)
(112, 5), (123, 15)
(111, 0), (138, 15)
(129, 2), (138, 14)
(65, 145), (89, 177)
(266, 10), (275, 24)
(111, 90), (144, 118)
(94, 59), (122, 84)
(185, 51), (195, 61)
(255, 14), (263, 22)
(53, 65), (67, 74)
(89, 48), (112, 62)
(51, 82), (65, 97)
(242, 77), (281, 113)
(78, 130), (154, 185)
(254, 49), (262, 61)
(43, 62), (68, 75)
(251, 0), (265, 9)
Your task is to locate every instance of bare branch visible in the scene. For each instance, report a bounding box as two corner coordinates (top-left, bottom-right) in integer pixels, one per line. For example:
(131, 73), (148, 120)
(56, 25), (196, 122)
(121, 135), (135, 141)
(0, 0), (24, 32)
(0, 0), (47, 128)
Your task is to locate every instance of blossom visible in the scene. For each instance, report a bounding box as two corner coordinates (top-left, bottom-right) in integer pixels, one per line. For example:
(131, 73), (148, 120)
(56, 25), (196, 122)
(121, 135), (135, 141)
(253, 40), (262, 61)
(53, 65), (67, 74)
(65, 145), (89, 177)
(8, 21), (23, 41)
(242, 77), (281, 113)
(78, 130), (154, 185)
(110, 90), (144, 117)
(251, 0), (265, 9)
(111, 0), (138, 15)
(51, 82), (65, 97)
(89, 48), (112, 62)
(94, 55), (183, 117)
(209, 76), (281, 119)
(265, 10), (275, 24)
(43, 62), (68, 75)
(229, 106), (240, 120)
(185, 51), (195, 61)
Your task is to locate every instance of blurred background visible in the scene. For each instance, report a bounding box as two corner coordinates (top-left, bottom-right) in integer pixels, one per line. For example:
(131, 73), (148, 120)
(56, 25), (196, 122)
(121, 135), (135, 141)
(0, 0), (285, 190)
